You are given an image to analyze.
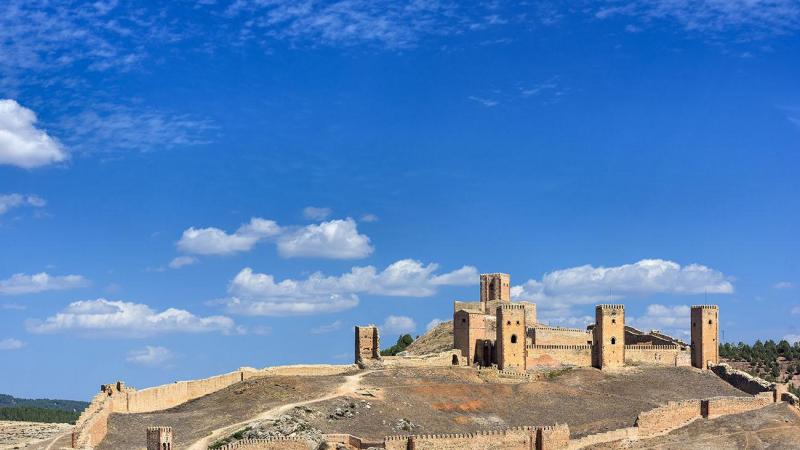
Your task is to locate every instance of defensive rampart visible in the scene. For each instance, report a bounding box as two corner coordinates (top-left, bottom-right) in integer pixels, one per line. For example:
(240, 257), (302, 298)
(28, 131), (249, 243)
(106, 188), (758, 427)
(635, 399), (702, 438)
(382, 350), (467, 368)
(71, 392), (112, 449)
(623, 345), (690, 367)
(709, 362), (774, 395)
(529, 326), (592, 346)
(702, 395), (773, 418)
(526, 344), (592, 367)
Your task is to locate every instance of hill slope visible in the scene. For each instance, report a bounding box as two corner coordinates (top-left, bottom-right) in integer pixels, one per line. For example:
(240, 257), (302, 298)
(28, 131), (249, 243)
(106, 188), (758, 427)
(405, 320), (453, 355)
(0, 394), (87, 413)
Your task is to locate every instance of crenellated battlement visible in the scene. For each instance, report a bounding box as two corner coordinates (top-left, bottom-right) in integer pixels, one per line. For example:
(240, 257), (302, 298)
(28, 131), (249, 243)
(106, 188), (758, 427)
(527, 344), (592, 350)
(624, 345), (681, 350)
(691, 304), (718, 309)
(597, 304), (624, 310)
(497, 303), (526, 310)
(530, 325), (589, 333)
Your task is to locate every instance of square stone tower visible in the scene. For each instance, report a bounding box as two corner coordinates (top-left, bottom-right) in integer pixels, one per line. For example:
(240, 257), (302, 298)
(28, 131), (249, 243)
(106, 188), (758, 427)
(496, 303), (526, 371)
(691, 305), (719, 369)
(481, 273), (511, 313)
(146, 426), (172, 450)
(354, 325), (381, 365)
(593, 304), (625, 370)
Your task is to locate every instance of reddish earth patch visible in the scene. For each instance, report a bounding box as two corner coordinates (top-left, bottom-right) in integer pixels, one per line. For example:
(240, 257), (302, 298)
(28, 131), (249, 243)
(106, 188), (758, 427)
(432, 399), (484, 412)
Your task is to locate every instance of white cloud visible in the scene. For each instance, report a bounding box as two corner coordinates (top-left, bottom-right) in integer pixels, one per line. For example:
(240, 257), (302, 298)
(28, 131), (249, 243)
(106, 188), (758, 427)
(784, 334), (800, 343)
(628, 304), (690, 336)
(512, 259), (733, 325)
(382, 315), (416, 335)
(303, 206), (332, 220)
(126, 346), (174, 367)
(468, 96), (499, 107)
(593, 0), (800, 39)
(360, 213), (379, 223)
(311, 320), (343, 334)
(0, 100), (67, 169)
(0, 194), (46, 215)
(426, 318), (445, 331)
(169, 256), (197, 269)
(219, 259), (476, 316)
(177, 218), (281, 255)
(277, 218), (373, 259)
(0, 338), (25, 350)
(27, 298), (236, 337)
(0, 272), (88, 295)
(775, 281), (794, 289)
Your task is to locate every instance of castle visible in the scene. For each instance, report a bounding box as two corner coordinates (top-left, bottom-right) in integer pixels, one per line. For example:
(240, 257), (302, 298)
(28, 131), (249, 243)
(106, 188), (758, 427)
(452, 273), (718, 371)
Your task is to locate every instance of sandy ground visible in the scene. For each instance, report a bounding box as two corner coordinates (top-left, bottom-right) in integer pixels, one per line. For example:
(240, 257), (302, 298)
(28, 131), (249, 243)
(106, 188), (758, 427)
(0, 421), (72, 450)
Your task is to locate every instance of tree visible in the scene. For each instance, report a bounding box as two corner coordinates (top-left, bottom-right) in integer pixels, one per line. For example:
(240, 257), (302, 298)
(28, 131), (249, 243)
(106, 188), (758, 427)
(380, 334), (415, 356)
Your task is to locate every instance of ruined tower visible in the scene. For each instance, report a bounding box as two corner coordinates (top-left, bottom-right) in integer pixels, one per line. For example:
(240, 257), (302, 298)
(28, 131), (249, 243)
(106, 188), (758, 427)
(480, 273), (511, 313)
(691, 305), (719, 369)
(496, 303), (526, 371)
(593, 304), (625, 369)
(354, 325), (381, 366)
(146, 426), (172, 450)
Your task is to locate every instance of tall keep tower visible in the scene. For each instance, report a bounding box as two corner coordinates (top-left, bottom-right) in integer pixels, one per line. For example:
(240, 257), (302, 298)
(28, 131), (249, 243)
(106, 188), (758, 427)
(691, 305), (719, 369)
(593, 304), (625, 369)
(146, 426), (172, 450)
(481, 273), (511, 313)
(496, 304), (526, 371)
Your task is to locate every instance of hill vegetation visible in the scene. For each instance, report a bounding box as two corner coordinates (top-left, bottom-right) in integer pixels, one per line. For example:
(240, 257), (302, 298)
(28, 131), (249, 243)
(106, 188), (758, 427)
(720, 340), (800, 395)
(380, 334), (414, 356)
(0, 394), (87, 424)
(0, 394), (87, 412)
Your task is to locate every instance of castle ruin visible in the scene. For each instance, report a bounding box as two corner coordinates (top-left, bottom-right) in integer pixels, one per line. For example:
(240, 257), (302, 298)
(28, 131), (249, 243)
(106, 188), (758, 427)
(454, 272), (713, 371)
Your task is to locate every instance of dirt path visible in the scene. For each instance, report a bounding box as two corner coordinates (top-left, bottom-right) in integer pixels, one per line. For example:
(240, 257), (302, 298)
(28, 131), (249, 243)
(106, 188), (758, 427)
(186, 370), (371, 450)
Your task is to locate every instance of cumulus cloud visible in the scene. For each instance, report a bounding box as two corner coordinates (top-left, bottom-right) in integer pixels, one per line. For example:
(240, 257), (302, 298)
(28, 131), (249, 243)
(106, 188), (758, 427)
(0, 338), (25, 350)
(219, 259), (477, 316)
(382, 315), (416, 335)
(176, 217), (372, 260)
(0, 272), (88, 295)
(0, 100), (67, 169)
(177, 218), (281, 255)
(628, 304), (691, 337)
(277, 218), (373, 259)
(511, 259), (733, 326)
(775, 281), (794, 289)
(169, 256), (197, 269)
(126, 346), (174, 367)
(303, 206), (332, 220)
(0, 194), (46, 215)
(27, 298), (236, 337)
(311, 320), (343, 334)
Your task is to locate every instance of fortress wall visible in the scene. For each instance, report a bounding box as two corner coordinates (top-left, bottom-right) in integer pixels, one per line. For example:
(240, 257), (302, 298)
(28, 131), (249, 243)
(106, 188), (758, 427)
(384, 425), (569, 450)
(702, 395), (773, 419)
(125, 381), (189, 413)
(526, 345), (592, 367)
(255, 364), (355, 377)
(624, 346), (688, 367)
(709, 363), (773, 395)
(635, 399), (702, 438)
(216, 437), (310, 450)
(383, 350), (465, 368)
(454, 301), (482, 313)
(186, 371), (243, 400)
(71, 393), (111, 448)
(530, 327), (592, 346)
(567, 427), (638, 450)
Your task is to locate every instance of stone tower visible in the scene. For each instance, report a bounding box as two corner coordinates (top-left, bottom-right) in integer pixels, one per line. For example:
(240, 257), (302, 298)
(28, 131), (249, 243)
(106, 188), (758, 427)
(496, 303), (526, 371)
(354, 325), (381, 366)
(481, 273), (511, 313)
(593, 304), (625, 370)
(691, 305), (719, 369)
(146, 426), (172, 450)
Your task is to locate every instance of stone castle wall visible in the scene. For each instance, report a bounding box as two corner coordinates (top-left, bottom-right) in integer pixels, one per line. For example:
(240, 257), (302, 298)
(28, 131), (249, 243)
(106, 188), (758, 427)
(623, 345), (690, 367)
(635, 399), (702, 438)
(702, 395), (773, 419)
(71, 392), (112, 449)
(530, 326), (592, 346)
(526, 345), (592, 367)
(709, 362), (774, 395)
(216, 437), (310, 450)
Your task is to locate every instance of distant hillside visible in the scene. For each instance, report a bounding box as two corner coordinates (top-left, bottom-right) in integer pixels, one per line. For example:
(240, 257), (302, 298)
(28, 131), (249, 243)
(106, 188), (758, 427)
(0, 394), (87, 413)
(720, 340), (800, 396)
(405, 320), (453, 355)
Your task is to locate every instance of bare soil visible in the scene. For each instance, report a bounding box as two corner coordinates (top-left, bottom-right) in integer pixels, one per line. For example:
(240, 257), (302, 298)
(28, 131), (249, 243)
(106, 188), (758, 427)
(0, 420), (71, 450)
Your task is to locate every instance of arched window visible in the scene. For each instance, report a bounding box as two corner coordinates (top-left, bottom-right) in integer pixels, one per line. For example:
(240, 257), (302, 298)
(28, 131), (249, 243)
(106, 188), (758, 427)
(511, 334), (518, 344)
(612, 318), (616, 324)
(610, 337), (616, 345)
(708, 320), (713, 325)
(452, 354), (459, 365)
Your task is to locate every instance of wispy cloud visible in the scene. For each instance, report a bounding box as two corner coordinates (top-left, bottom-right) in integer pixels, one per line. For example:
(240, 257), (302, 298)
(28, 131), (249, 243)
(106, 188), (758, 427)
(0, 193), (46, 215)
(0, 272), (89, 295)
(311, 320), (343, 334)
(0, 338), (25, 350)
(775, 281), (794, 289)
(467, 96), (499, 107)
(126, 345), (175, 367)
(303, 206), (332, 221)
(382, 315), (416, 335)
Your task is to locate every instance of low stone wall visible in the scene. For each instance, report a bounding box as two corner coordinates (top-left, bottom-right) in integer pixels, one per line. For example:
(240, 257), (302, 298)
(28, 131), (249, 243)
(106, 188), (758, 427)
(530, 326), (592, 346)
(709, 363), (773, 395)
(71, 393), (112, 449)
(702, 395), (773, 419)
(384, 425), (569, 450)
(624, 345), (690, 367)
(635, 399), (702, 438)
(254, 364), (356, 377)
(383, 350), (466, 368)
(568, 427), (638, 449)
(216, 437), (311, 449)
(526, 345), (592, 367)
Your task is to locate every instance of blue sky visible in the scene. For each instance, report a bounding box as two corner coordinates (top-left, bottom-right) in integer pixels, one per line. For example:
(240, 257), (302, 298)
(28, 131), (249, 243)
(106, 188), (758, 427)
(1, 0), (799, 400)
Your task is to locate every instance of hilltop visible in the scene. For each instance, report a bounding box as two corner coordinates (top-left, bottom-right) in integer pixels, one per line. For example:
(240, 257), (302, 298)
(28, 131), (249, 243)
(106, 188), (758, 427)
(404, 320), (453, 355)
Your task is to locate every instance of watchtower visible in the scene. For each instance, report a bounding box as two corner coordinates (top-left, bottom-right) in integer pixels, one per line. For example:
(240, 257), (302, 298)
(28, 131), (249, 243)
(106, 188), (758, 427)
(593, 304), (625, 369)
(146, 426), (172, 450)
(481, 273), (511, 313)
(354, 325), (381, 365)
(691, 305), (719, 369)
(496, 304), (526, 371)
